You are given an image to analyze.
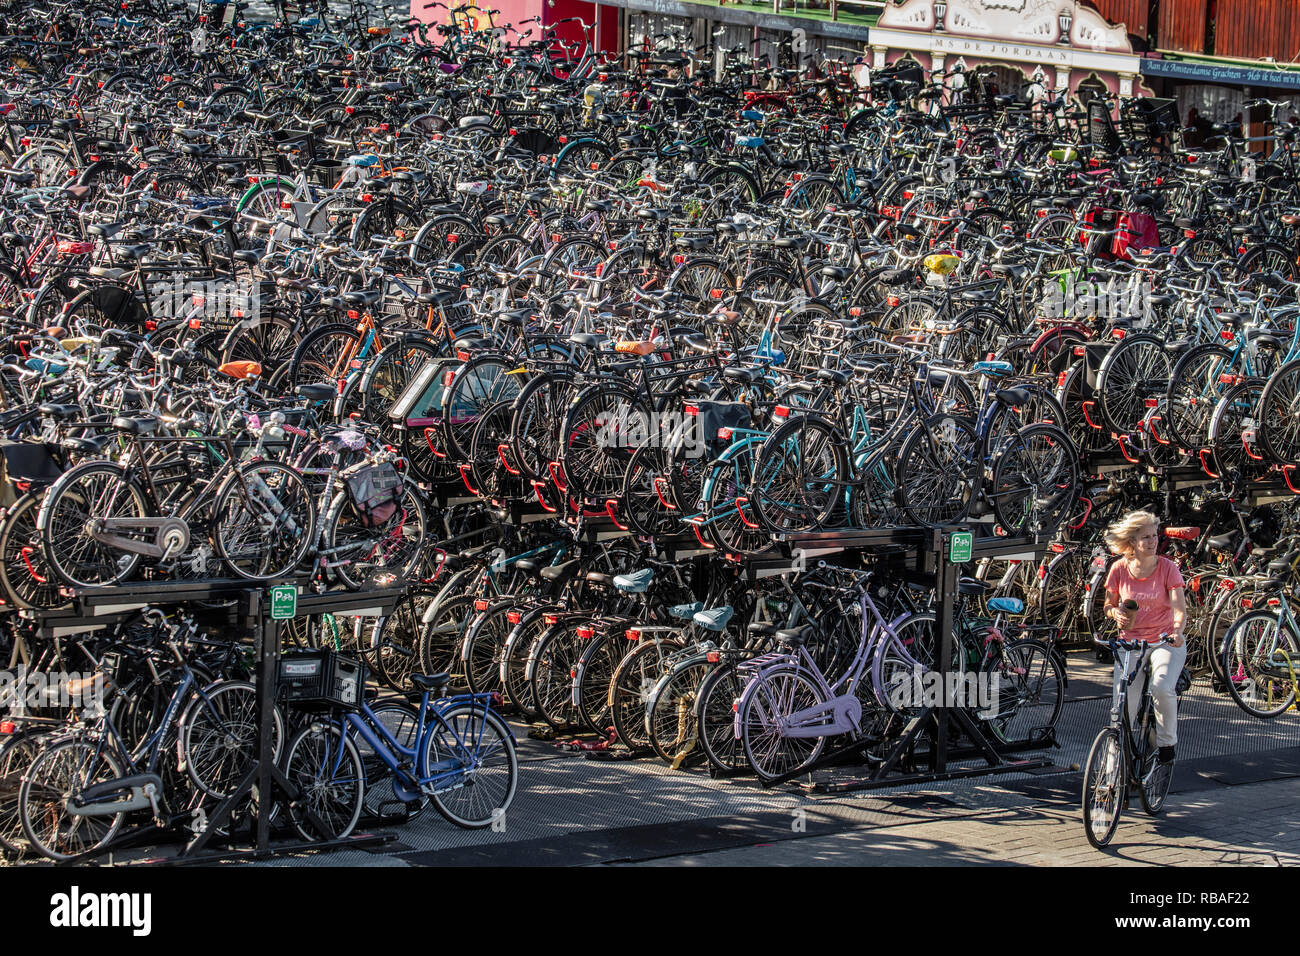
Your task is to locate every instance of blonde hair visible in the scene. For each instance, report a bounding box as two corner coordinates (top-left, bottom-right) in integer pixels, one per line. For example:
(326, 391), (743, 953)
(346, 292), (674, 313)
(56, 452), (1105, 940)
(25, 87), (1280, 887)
(1104, 510), (1159, 556)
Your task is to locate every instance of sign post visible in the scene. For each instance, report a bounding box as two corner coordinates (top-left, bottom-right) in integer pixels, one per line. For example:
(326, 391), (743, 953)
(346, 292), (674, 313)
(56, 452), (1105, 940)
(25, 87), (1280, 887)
(269, 585), (297, 620)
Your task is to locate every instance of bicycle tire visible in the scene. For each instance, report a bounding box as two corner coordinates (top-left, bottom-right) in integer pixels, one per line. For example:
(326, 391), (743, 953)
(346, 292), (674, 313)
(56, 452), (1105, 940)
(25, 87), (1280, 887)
(179, 679), (284, 799)
(18, 736), (125, 862)
(282, 721), (364, 841)
(1082, 726), (1124, 848)
(1220, 609), (1299, 719)
(212, 460), (316, 581)
(980, 639), (1064, 745)
(423, 704), (517, 829)
(739, 668), (828, 782)
(38, 461), (147, 588)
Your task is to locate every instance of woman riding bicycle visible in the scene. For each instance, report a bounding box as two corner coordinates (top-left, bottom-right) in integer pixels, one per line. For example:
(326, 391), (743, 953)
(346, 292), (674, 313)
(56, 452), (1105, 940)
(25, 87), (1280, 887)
(1102, 510), (1187, 765)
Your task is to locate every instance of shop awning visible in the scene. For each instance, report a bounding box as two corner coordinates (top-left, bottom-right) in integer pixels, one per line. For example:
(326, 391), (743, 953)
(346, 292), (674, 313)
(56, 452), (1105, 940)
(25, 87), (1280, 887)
(1141, 55), (1300, 92)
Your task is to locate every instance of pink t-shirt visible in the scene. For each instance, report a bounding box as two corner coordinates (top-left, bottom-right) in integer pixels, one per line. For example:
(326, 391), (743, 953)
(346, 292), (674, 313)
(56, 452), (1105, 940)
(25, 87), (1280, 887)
(1104, 555), (1185, 643)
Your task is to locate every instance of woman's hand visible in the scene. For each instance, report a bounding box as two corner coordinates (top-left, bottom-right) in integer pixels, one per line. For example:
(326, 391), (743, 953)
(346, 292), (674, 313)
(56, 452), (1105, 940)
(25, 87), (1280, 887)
(1169, 631), (1185, 648)
(1110, 605), (1134, 629)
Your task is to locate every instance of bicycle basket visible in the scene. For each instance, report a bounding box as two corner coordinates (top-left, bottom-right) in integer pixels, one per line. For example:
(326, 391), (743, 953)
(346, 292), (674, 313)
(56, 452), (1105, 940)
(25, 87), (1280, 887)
(279, 649), (364, 710)
(344, 461), (404, 528)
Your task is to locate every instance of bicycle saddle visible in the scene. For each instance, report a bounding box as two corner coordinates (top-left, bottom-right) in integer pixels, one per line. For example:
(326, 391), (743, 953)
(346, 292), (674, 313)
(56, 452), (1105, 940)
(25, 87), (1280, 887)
(568, 332), (610, 350)
(879, 267), (912, 286)
(670, 601), (704, 621)
(995, 386), (1032, 407)
(987, 597), (1024, 615)
(958, 577), (990, 596)
(584, 572), (614, 587)
(37, 403), (79, 420)
(1163, 526), (1200, 541)
(613, 568), (654, 593)
(410, 673), (451, 695)
(111, 415), (159, 435)
(693, 606), (734, 632)
(1206, 533), (1236, 551)
(820, 265), (851, 281)
(539, 559), (581, 585)
(722, 366), (761, 384)
(775, 625), (815, 646)
(61, 434), (110, 456)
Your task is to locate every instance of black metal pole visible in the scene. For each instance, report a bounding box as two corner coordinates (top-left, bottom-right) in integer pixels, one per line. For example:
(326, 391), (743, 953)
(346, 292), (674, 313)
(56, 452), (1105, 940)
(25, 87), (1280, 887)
(933, 527), (955, 773)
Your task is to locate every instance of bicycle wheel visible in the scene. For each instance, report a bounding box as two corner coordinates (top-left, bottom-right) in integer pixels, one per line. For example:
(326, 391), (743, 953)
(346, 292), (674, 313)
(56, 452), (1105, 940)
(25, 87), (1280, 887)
(423, 705), (518, 829)
(750, 415), (846, 534)
(1220, 610), (1299, 719)
(609, 637), (683, 752)
(179, 680), (284, 799)
(38, 462), (146, 588)
(360, 336), (442, 432)
(574, 633), (619, 735)
(0, 730), (43, 857)
(647, 658), (712, 766)
(989, 423), (1079, 536)
(324, 487), (426, 592)
(420, 593), (476, 682)
(285, 322), (362, 389)
(212, 461), (316, 580)
(1082, 727), (1125, 849)
(894, 416), (976, 527)
(1165, 344), (1233, 452)
(739, 668), (828, 782)
(18, 736), (125, 862)
(696, 660), (749, 773)
(282, 721), (364, 841)
(373, 592), (434, 693)
(0, 492), (66, 611)
(1095, 333), (1172, 436)
(529, 625), (586, 731)
(558, 383), (648, 503)
(463, 604), (511, 696)
(980, 640), (1064, 745)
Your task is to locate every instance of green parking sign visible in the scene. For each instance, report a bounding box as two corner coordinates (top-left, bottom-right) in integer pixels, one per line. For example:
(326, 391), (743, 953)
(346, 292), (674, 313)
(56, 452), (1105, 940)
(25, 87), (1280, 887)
(269, 585), (297, 620)
(948, 531), (973, 564)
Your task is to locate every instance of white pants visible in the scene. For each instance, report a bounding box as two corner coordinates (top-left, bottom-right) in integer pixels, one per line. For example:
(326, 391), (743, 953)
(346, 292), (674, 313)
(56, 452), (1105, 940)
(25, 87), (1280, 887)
(1114, 642), (1186, 748)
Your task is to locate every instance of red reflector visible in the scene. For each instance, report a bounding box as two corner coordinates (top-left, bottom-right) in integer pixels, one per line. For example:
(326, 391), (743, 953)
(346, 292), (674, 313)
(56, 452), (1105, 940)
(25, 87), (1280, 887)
(0, 721), (13, 734)
(902, 190), (913, 200)
(672, 254), (685, 264)
(1184, 229), (1196, 239)
(773, 405), (790, 418)
(683, 404), (699, 416)
(544, 614), (559, 626)
(1050, 543), (1065, 553)
(1269, 597), (1282, 606)
(1113, 329), (1125, 339)
(625, 628), (640, 641)
(1057, 370), (1068, 388)
(710, 288), (723, 299)
(717, 427), (733, 441)
(576, 626), (594, 639)
(347, 310), (359, 320)
(1242, 598), (1253, 608)
(188, 318), (201, 331)
(849, 307), (862, 317)
(474, 599), (489, 611)
(589, 162), (600, 170)
(1218, 373), (1238, 385)
(507, 611), (522, 624)
(1220, 330), (1234, 340)
(456, 349), (470, 362)
(145, 320), (157, 331)
(706, 651), (721, 663)
(1220, 579), (1235, 591)
(1144, 398), (1159, 407)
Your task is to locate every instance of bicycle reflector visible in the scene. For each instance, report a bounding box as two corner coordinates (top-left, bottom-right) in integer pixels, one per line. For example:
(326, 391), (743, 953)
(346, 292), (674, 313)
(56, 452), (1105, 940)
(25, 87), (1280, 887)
(773, 405), (790, 419)
(0, 721), (13, 734)
(1219, 579), (1235, 591)
(710, 288), (723, 299)
(544, 614), (560, 627)
(507, 611), (522, 624)
(624, 628), (640, 641)
(683, 403), (699, 416)
(717, 428), (733, 441)
(576, 626), (594, 639)
(474, 599), (489, 612)
(706, 650), (721, 663)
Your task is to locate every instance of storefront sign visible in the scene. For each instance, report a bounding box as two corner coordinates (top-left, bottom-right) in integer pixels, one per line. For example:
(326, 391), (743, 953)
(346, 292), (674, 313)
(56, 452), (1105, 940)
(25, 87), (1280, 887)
(1140, 57), (1300, 92)
(931, 33), (1070, 65)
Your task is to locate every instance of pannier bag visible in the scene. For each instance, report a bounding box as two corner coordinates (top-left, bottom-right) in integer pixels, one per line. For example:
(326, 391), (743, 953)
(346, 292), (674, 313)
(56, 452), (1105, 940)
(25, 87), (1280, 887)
(344, 461), (404, 528)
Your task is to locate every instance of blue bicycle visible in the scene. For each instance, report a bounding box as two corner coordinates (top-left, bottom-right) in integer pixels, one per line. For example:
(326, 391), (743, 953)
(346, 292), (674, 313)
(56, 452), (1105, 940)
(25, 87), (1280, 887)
(282, 674), (518, 836)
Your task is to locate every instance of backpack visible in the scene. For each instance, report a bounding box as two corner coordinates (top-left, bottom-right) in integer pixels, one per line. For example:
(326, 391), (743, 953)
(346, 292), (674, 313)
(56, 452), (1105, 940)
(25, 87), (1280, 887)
(344, 461), (404, 528)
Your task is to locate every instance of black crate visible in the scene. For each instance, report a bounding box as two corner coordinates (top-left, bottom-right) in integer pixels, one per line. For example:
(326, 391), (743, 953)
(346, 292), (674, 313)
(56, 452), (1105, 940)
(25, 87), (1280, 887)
(278, 649), (364, 710)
